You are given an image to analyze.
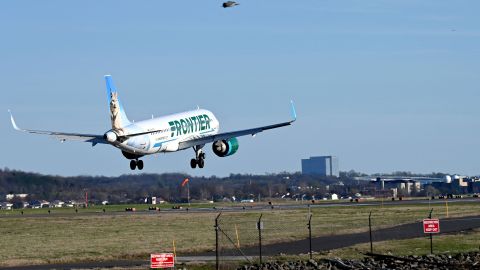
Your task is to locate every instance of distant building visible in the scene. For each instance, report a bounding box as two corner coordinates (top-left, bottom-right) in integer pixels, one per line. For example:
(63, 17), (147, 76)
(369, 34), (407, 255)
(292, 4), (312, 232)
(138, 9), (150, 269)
(328, 193), (339, 200)
(375, 178), (420, 196)
(30, 200), (50, 209)
(428, 175), (479, 194)
(302, 156), (339, 177)
(65, 200), (81, 207)
(0, 202), (13, 210)
(145, 197), (157, 205)
(5, 194), (28, 201)
(51, 200), (65, 208)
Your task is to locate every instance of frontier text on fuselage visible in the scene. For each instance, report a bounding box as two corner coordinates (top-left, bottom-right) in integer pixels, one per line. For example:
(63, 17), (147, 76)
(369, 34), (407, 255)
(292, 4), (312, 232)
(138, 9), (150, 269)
(168, 114), (211, 137)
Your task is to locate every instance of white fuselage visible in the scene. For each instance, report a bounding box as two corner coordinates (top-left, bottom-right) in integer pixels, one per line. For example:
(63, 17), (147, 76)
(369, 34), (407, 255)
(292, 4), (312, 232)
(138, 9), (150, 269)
(110, 109), (219, 156)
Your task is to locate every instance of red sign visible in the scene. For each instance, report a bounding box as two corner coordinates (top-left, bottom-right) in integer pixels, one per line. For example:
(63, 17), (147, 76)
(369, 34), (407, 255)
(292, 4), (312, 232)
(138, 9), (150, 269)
(423, 219), (440, 233)
(151, 253), (175, 269)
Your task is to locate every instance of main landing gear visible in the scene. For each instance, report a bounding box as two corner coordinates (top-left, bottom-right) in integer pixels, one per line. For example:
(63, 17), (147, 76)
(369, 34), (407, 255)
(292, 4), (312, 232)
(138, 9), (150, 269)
(190, 146), (205, 169)
(121, 151), (144, 171)
(130, 159), (144, 170)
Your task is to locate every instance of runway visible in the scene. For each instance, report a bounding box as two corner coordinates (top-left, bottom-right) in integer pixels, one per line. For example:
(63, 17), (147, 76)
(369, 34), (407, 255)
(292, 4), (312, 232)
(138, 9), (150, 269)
(1, 197), (478, 219)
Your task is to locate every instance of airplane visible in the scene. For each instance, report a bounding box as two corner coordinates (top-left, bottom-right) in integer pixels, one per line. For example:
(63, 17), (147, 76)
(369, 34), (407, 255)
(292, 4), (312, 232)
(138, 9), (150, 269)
(223, 1), (239, 8)
(9, 75), (296, 170)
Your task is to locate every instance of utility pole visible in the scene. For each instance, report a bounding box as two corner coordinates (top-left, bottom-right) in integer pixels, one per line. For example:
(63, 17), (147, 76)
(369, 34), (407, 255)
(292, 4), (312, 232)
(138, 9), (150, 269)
(369, 211), (373, 253)
(257, 214), (263, 265)
(187, 181), (190, 206)
(84, 189), (88, 208)
(308, 213), (313, 259)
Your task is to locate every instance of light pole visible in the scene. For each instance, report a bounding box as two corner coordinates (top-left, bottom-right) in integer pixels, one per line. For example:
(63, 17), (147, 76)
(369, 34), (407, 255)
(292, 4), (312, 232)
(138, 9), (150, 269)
(83, 188), (88, 208)
(187, 180), (190, 206)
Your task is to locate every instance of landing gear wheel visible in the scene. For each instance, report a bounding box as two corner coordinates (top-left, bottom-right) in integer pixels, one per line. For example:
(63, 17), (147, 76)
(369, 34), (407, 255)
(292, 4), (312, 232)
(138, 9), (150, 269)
(130, 160), (136, 170)
(191, 146), (206, 169)
(190, 159), (197, 169)
(137, 160), (144, 170)
(198, 158), (205, 168)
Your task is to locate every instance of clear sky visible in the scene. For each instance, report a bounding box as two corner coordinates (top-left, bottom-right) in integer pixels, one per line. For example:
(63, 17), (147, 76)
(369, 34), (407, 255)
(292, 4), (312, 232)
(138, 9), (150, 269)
(1, 0), (479, 177)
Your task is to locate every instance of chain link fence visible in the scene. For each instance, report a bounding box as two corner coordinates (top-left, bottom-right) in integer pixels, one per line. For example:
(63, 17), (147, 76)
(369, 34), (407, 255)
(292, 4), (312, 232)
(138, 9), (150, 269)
(214, 205), (480, 270)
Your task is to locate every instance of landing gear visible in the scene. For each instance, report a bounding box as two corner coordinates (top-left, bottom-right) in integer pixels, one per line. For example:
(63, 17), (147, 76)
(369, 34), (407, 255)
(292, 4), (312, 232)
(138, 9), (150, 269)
(198, 158), (205, 168)
(190, 159), (197, 169)
(130, 160), (136, 170)
(137, 160), (144, 170)
(191, 146), (206, 169)
(129, 159), (144, 170)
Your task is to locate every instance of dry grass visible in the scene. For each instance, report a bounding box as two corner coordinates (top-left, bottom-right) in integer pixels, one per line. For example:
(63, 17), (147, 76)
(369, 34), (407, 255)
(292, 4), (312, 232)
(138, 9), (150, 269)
(0, 212), (217, 267)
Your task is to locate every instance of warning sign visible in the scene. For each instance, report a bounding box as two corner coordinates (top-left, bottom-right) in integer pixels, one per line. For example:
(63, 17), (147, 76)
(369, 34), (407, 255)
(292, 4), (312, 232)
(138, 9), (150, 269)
(423, 219), (440, 234)
(150, 253), (175, 269)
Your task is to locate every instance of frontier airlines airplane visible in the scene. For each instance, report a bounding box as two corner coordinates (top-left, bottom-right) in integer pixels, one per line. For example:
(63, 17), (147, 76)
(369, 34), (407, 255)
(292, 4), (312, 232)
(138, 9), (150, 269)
(9, 76), (296, 170)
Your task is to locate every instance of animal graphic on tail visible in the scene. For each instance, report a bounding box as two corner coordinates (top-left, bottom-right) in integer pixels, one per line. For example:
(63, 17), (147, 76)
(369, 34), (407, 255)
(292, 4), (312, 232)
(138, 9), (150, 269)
(110, 92), (122, 130)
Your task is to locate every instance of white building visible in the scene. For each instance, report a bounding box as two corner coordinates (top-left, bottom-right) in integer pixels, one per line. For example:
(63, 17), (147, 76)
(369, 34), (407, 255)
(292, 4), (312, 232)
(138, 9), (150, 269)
(0, 202), (13, 210)
(329, 193), (339, 200)
(51, 200), (65, 208)
(5, 194), (28, 200)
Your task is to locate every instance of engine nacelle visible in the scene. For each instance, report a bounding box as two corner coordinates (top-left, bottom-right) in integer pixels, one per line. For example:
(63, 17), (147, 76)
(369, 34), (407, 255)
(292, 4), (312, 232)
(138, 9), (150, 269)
(212, 138), (239, 157)
(103, 131), (118, 143)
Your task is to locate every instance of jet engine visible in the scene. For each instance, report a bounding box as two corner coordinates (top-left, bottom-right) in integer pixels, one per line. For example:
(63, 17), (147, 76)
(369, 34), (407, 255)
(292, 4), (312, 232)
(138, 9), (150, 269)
(212, 138), (239, 157)
(103, 131), (118, 143)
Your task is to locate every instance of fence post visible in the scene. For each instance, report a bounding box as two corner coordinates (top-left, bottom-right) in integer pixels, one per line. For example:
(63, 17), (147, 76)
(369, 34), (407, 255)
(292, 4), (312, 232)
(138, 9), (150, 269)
(308, 213), (313, 259)
(215, 213), (221, 270)
(429, 208), (433, 254)
(369, 211), (373, 253)
(257, 214), (263, 265)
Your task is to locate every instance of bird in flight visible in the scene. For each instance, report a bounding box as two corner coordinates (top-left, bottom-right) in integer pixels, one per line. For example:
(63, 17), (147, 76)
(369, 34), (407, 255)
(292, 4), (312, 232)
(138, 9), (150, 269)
(223, 1), (239, 8)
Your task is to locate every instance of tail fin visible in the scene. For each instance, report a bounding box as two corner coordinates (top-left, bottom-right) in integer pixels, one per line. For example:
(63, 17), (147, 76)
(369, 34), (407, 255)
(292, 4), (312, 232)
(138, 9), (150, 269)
(105, 75), (131, 130)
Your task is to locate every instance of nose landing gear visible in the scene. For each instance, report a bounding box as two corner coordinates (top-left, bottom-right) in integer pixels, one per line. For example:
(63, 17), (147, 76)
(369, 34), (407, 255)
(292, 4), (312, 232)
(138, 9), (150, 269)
(190, 146), (205, 169)
(129, 159), (144, 170)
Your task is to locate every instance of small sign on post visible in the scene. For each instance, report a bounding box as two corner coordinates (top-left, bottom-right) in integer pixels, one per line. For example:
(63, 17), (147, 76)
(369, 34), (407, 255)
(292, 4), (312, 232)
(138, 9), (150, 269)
(423, 219), (440, 233)
(151, 253), (175, 269)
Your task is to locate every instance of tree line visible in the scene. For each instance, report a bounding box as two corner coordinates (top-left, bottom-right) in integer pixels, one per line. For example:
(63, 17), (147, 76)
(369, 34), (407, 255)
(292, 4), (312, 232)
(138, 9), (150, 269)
(0, 168), (451, 204)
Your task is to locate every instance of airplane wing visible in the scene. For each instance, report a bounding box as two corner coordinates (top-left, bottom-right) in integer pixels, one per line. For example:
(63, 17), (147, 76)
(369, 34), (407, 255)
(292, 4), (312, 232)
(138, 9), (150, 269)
(178, 101), (297, 150)
(8, 110), (107, 146)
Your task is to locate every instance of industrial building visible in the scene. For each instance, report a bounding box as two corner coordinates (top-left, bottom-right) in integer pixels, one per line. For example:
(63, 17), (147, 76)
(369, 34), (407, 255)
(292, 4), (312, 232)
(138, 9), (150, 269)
(302, 156), (339, 177)
(428, 175), (480, 194)
(374, 178), (421, 197)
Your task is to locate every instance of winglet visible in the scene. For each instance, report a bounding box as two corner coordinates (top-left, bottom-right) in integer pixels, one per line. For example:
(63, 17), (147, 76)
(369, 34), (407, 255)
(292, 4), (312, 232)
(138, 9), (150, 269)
(8, 110), (22, 131)
(290, 100), (297, 122)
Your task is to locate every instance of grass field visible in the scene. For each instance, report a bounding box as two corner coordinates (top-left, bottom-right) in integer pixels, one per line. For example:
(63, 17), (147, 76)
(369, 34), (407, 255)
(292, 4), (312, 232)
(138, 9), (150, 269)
(326, 229), (480, 259)
(1, 200), (479, 267)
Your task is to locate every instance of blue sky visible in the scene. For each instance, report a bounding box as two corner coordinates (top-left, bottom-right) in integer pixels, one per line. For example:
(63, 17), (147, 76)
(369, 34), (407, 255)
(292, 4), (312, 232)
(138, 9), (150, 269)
(1, 0), (479, 177)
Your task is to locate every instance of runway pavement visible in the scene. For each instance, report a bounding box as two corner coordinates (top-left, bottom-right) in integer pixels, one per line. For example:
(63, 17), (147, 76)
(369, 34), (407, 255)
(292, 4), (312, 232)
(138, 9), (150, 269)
(1, 197), (479, 219)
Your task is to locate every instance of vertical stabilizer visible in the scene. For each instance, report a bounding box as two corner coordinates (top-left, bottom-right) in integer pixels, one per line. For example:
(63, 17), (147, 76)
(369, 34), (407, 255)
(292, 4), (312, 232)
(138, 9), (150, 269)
(105, 75), (131, 130)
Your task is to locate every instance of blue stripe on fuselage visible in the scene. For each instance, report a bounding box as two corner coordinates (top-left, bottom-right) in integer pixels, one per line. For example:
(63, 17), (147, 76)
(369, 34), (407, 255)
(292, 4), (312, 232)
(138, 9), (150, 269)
(153, 138), (177, 148)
